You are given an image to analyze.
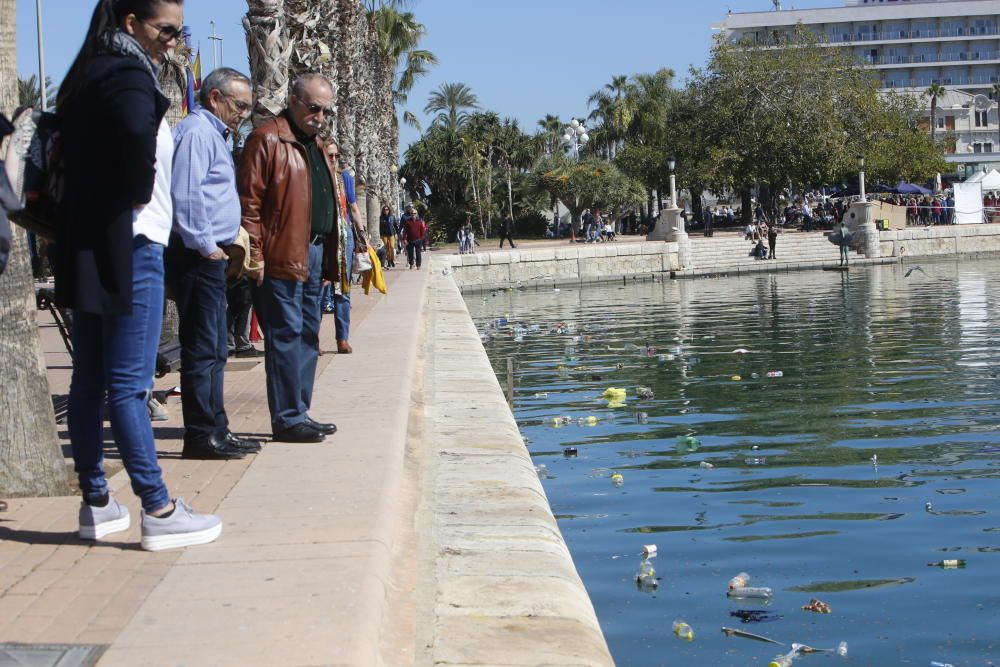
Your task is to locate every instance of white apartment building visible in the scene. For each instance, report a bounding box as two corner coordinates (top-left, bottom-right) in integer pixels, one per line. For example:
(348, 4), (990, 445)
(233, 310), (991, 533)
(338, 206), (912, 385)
(715, 0), (1000, 175)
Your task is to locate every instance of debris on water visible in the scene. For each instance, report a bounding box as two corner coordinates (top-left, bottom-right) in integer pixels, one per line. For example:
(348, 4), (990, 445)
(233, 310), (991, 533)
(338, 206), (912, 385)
(676, 435), (701, 452)
(728, 572), (751, 590)
(534, 464), (548, 478)
(658, 353), (676, 362)
(720, 627), (784, 645)
(534, 392), (549, 398)
(751, 372), (760, 379)
(733, 348), (750, 355)
(746, 457), (767, 465)
(930, 662), (955, 667)
(635, 557), (658, 589)
(728, 586), (773, 599)
(636, 386), (654, 400)
(751, 445), (760, 450)
(551, 416), (571, 426)
(636, 411), (649, 424)
(611, 472), (624, 487)
(768, 648), (798, 667)
(731, 375), (742, 381)
(766, 370), (784, 378)
(925, 501), (933, 511)
(602, 387), (627, 400)
(871, 454), (878, 466)
(672, 620), (694, 641)
(563, 446), (578, 457)
(699, 461), (715, 469)
(801, 598), (831, 613)
(928, 559), (966, 569)
(642, 544), (657, 557)
(580, 416), (599, 426)
(836, 641), (848, 657)
(730, 610), (783, 624)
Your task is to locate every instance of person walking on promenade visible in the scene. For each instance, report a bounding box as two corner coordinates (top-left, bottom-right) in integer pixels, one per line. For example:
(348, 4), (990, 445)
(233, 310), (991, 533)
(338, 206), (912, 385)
(499, 214), (516, 248)
(238, 73), (339, 443)
(57, 0), (221, 550)
(167, 67), (259, 460)
(767, 222), (778, 260)
(401, 204), (427, 269)
(326, 140), (368, 355)
(379, 205), (398, 266)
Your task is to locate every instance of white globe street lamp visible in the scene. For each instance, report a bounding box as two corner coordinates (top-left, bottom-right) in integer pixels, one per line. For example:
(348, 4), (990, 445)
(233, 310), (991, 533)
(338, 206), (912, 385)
(398, 176), (407, 215)
(562, 118), (589, 158)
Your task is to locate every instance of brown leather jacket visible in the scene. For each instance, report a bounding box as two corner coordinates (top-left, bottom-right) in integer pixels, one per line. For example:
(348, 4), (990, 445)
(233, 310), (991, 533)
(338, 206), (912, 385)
(237, 112), (340, 282)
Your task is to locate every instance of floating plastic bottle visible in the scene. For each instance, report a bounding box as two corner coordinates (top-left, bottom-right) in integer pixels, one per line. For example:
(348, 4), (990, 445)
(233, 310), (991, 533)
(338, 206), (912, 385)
(635, 558), (657, 588)
(731, 375), (742, 381)
(580, 416), (599, 426)
(642, 544), (657, 557)
(768, 650), (797, 667)
(699, 461), (714, 469)
(534, 464), (548, 477)
(925, 501), (933, 511)
(676, 435), (701, 452)
(672, 620), (694, 641)
(728, 572), (751, 590)
(636, 387), (655, 399)
(836, 641), (848, 657)
(611, 473), (624, 487)
(728, 586), (773, 599)
(563, 446), (578, 457)
(534, 392), (549, 398)
(602, 387), (627, 400)
(767, 370), (784, 378)
(930, 662), (954, 667)
(928, 559), (966, 569)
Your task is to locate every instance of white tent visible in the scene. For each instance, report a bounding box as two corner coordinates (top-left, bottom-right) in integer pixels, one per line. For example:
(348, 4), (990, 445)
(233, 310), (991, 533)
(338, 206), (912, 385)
(954, 182), (983, 224)
(965, 170), (986, 183)
(978, 169), (1000, 192)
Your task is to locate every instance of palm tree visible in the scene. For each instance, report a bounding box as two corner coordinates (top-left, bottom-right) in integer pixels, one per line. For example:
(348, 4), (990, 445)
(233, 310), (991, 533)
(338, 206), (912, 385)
(924, 83), (946, 142)
(0, 0), (69, 496)
(588, 74), (634, 159)
(424, 82), (479, 130)
(17, 74), (56, 109)
(243, 0), (293, 124)
(536, 114), (562, 156)
(369, 5), (437, 131)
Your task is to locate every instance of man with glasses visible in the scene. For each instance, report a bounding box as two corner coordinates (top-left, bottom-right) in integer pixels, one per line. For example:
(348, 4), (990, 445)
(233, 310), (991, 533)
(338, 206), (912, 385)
(167, 67), (259, 460)
(238, 73), (339, 444)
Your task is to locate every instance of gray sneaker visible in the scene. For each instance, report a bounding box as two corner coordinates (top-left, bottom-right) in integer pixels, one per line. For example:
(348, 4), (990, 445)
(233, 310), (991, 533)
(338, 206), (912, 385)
(79, 497), (131, 540)
(140, 497), (222, 552)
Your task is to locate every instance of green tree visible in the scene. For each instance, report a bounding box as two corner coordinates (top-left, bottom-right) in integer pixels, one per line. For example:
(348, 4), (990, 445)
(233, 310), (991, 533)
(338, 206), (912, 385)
(368, 4), (437, 131)
(587, 74), (633, 159)
(17, 74), (56, 109)
(924, 83), (946, 143)
(424, 81), (479, 130)
(532, 155), (644, 229)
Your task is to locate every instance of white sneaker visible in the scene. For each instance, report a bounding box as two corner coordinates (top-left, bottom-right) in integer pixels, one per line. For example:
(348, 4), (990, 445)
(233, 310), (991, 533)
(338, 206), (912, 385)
(79, 497), (131, 540)
(140, 497), (222, 551)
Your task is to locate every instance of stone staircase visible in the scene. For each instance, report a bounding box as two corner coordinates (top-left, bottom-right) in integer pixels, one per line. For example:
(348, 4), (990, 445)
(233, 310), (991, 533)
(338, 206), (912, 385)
(680, 230), (871, 275)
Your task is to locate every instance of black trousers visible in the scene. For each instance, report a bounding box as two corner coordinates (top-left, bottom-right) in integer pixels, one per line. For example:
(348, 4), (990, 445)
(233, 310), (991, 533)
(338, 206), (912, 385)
(407, 240), (423, 268)
(165, 240), (229, 443)
(499, 233), (516, 248)
(227, 277), (254, 351)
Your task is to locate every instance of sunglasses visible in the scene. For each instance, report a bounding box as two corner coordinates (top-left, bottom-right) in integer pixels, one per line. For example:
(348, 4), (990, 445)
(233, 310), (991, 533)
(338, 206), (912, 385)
(295, 96), (334, 116)
(142, 20), (184, 43)
(221, 91), (252, 113)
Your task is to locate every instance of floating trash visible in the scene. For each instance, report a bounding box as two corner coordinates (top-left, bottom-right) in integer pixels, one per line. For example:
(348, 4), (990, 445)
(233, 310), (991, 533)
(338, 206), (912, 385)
(728, 587), (773, 599)
(602, 387), (627, 400)
(642, 544), (657, 557)
(720, 627), (784, 645)
(730, 610), (783, 624)
(733, 348), (750, 355)
(925, 501), (933, 511)
(751, 372), (760, 379)
(563, 446), (579, 457)
(930, 662), (955, 667)
(928, 559), (966, 569)
(768, 648), (798, 667)
(871, 454), (878, 465)
(658, 353), (676, 362)
(766, 370), (784, 378)
(676, 435), (701, 452)
(672, 620), (694, 641)
(616, 362), (625, 369)
(699, 461), (715, 469)
(580, 416), (599, 426)
(534, 464), (548, 478)
(611, 472), (624, 487)
(534, 392), (549, 398)
(635, 557), (658, 589)
(801, 598), (831, 613)
(550, 416), (571, 426)
(731, 375), (742, 381)
(745, 457), (767, 465)
(636, 386), (655, 400)
(636, 411), (649, 424)
(728, 572), (751, 590)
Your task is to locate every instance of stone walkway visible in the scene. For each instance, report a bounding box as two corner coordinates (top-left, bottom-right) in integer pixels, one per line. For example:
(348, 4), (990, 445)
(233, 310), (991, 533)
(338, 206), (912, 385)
(0, 266), (427, 665)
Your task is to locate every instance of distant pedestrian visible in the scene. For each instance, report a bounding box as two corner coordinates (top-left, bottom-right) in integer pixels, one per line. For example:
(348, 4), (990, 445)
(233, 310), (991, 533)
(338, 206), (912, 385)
(379, 205), (398, 266)
(499, 214), (516, 248)
(57, 0), (221, 550)
(768, 224), (778, 259)
(401, 204), (427, 269)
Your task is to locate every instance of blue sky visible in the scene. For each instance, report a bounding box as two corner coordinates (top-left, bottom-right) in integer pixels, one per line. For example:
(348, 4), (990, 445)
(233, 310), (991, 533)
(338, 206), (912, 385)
(16, 0), (835, 152)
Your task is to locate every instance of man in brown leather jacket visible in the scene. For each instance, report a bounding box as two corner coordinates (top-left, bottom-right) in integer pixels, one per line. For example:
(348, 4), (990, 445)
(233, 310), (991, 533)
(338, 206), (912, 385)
(237, 73), (340, 443)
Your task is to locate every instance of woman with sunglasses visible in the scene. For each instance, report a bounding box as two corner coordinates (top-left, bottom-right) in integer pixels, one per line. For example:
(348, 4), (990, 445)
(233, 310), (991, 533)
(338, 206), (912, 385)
(56, 0), (222, 551)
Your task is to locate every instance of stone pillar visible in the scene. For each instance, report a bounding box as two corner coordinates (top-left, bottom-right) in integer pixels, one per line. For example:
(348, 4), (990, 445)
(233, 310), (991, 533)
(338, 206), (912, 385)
(647, 208), (691, 269)
(847, 201), (879, 258)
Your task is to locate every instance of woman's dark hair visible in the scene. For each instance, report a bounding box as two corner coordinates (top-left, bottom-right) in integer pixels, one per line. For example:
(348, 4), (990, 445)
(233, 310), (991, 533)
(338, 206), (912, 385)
(58, 0), (182, 112)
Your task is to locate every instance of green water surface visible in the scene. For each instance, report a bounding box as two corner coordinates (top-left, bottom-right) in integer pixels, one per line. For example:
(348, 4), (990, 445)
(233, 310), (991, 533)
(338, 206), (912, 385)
(468, 259), (999, 667)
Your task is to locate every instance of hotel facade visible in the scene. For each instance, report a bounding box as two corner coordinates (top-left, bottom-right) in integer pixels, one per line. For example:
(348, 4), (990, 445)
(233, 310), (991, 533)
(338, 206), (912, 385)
(715, 0), (1000, 175)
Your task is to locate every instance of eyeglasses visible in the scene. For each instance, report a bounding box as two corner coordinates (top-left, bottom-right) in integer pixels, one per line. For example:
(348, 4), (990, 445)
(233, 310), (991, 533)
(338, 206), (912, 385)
(294, 96), (334, 116)
(141, 20), (184, 43)
(220, 91), (252, 113)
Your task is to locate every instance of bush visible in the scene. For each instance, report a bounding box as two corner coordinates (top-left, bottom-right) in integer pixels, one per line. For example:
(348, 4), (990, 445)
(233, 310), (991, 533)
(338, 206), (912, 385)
(514, 211), (549, 238)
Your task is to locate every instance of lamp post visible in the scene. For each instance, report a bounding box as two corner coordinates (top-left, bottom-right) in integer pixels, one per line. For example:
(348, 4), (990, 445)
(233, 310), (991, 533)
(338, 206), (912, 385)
(35, 0), (48, 111)
(209, 21), (224, 69)
(561, 118), (589, 158)
(398, 177), (406, 215)
(667, 155), (677, 209)
(858, 155), (867, 203)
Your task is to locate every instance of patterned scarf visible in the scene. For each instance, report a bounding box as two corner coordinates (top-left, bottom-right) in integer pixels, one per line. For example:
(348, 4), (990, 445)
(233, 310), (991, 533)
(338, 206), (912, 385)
(335, 171), (351, 295)
(106, 30), (162, 92)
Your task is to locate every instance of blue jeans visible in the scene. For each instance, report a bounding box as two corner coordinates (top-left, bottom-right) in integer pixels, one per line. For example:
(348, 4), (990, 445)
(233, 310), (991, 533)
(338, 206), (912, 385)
(334, 231), (353, 341)
(256, 242), (323, 432)
(165, 242), (229, 443)
(68, 236), (170, 513)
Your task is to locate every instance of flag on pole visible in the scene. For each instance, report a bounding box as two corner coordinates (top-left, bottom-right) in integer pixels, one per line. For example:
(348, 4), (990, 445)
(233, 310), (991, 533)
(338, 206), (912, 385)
(184, 49), (201, 116)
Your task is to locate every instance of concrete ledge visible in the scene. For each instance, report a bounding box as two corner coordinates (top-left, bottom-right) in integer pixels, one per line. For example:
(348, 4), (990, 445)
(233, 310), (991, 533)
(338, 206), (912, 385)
(420, 271), (614, 667)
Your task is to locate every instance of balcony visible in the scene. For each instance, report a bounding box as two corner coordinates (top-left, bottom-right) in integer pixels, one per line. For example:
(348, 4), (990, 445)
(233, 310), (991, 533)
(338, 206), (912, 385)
(882, 75), (1000, 89)
(824, 25), (999, 44)
(865, 50), (1000, 67)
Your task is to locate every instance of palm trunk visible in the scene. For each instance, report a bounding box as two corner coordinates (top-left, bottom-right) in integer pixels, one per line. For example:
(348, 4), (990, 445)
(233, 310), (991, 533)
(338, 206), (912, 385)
(930, 97), (937, 142)
(244, 0), (292, 125)
(0, 0), (69, 496)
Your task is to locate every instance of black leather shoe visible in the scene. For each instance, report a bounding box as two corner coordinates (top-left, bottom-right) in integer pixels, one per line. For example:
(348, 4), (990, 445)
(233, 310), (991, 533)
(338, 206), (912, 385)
(272, 422), (326, 443)
(306, 418), (337, 435)
(182, 433), (247, 460)
(224, 431), (262, 453)
(234, 346), (265, 358)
